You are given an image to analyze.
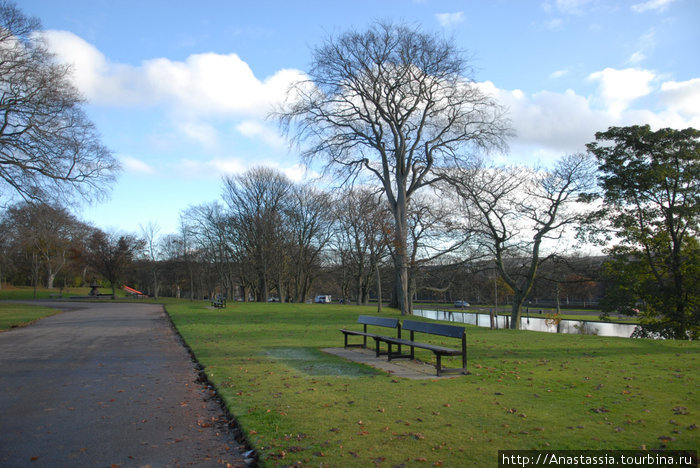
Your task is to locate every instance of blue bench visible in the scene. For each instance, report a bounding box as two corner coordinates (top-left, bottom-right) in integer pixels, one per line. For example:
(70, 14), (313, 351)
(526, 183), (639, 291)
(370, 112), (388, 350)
(380, 320), (468, 376)
(340, 315), (401, 356)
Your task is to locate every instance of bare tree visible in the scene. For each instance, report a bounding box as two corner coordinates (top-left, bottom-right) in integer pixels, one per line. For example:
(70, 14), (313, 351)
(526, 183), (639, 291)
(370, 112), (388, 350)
(277, 21), (510, 315)
(404, 193), (470, 313)
(140, 222), (162, 298)
(183, 202), (240, 299)
(222, 167), (292, 302)
(285, 184), (334, 303)
(333, 187), (391, 305)
(445, 153), (596, 328)
(0, 1), (119, 205)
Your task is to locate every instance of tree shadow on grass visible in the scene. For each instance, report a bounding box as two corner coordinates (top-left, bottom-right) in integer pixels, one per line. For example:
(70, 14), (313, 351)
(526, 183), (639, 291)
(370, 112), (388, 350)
(266, 347), (383, 377)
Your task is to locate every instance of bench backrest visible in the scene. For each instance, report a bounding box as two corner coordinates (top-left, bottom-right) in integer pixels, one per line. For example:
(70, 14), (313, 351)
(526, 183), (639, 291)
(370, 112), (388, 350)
(357, 315), (399, 329)
(402, 320), (465, 338)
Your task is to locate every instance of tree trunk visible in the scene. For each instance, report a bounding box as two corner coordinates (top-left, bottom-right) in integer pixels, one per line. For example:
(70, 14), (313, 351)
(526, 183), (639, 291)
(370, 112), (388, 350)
(510, 292), (526, 329)
(393, 193), (410, 316)
(376, 262), (382, 313)
(152, 269), (159, 299)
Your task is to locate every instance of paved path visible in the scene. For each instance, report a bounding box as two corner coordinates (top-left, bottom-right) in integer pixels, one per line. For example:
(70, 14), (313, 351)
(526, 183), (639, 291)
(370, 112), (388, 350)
(0, 302), (247, 467)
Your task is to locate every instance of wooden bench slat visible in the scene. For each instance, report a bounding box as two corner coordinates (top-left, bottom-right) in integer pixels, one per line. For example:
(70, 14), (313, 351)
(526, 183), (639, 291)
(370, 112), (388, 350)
(340, 316), (468, 377)
(340, 316), (401, 353)
(356, 315), (399, 328)
(379, 320), (467, 377)
(381, 337), (461, 355)
(402, 320), (465, 338)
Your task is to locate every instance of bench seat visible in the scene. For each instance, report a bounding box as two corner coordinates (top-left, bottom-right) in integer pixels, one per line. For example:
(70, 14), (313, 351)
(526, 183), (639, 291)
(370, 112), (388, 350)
(340, 315), (401, 355)
(378, 320), (468, 376)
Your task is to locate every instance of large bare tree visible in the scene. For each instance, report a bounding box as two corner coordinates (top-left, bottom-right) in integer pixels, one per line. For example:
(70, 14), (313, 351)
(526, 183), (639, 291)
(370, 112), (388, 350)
(222, 167), (292, 302)
(445, 153), (596, 329)
(0, 1), (119, 205)
(285, 184), (334, 303)
(332, 187), (391, 306)
(277, 22), (510, 315)
(404, 193), (470, 314)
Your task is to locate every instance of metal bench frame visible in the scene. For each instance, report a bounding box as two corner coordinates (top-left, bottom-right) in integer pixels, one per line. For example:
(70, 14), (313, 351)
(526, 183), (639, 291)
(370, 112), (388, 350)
(381, 320), (468, 376)
(340, 315), (401, 356)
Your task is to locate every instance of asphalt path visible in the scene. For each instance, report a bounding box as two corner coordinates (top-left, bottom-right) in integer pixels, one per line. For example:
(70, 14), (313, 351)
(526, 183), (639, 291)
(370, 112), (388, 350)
(0, 301), (248, 467)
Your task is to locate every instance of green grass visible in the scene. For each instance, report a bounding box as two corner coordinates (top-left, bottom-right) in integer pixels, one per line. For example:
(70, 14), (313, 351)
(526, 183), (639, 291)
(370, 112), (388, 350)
(0, 285), (133, 300)
(0, 303), (61, 331)
(166, 301), (699, 467)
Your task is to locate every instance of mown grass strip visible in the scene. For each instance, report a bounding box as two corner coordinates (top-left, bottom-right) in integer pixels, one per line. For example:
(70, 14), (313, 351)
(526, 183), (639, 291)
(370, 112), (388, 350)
(0, 303), (61, 331)
(166, 301), (698, 467)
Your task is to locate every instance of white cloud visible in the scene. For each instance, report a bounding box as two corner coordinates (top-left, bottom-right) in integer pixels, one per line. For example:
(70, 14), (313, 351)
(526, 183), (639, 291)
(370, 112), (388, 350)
(545, 18), (565, 30)
(121, 156), (155, 175)
(627, 51), (646, 64)
(587, 67), (655, 116)
(479, 69), (700, 165)
(41, 30), (149, 106)
(235, 120), (286, 148)
(660, 78), (700, 122)
(627, 28), (656, 65)
(549, 69), (570, 79)
(178, 121), (220, 147)
(41, 30), (306, 118)
(435, 12), (464, 28)
(142, 54), (305, 118)
(491, 84), (603, 157)
(175, 157), (246, 178)
(631, 0), (676, 13)
(542, 0), (593, 15)
(275, 163), (312, 183)
(40, 30), (699, 172)
(170, 157), (312, 183)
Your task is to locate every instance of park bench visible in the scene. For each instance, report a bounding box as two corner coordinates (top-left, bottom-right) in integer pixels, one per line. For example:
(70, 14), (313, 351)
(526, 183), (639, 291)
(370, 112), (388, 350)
(381, 320), (468, 376)
(340, 315), (401, 355)
(211, 296), (226, 308)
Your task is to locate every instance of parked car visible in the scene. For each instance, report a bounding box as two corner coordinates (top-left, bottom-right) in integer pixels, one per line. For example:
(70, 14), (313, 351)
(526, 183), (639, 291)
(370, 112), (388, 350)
(454, 300), (470, 308)
(315, 295), (332, 303)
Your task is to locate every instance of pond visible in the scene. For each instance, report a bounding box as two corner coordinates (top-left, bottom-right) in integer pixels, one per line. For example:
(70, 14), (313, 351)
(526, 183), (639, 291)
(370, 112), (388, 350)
(413, 309), (638, 338)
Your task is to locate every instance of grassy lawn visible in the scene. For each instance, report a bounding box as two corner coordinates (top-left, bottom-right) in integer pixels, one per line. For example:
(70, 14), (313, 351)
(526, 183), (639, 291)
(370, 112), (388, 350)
(166, 301), (699, 467)
(0, 285), (132, 300)
(0, 303), (61, 331)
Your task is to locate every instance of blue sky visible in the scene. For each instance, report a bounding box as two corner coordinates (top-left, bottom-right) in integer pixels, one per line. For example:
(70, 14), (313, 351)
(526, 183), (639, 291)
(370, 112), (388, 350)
(21, 0), (700, 236)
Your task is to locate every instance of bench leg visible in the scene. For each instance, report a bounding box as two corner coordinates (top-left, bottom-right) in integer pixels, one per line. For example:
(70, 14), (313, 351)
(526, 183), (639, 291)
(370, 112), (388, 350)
(436, 354), (442, 376)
